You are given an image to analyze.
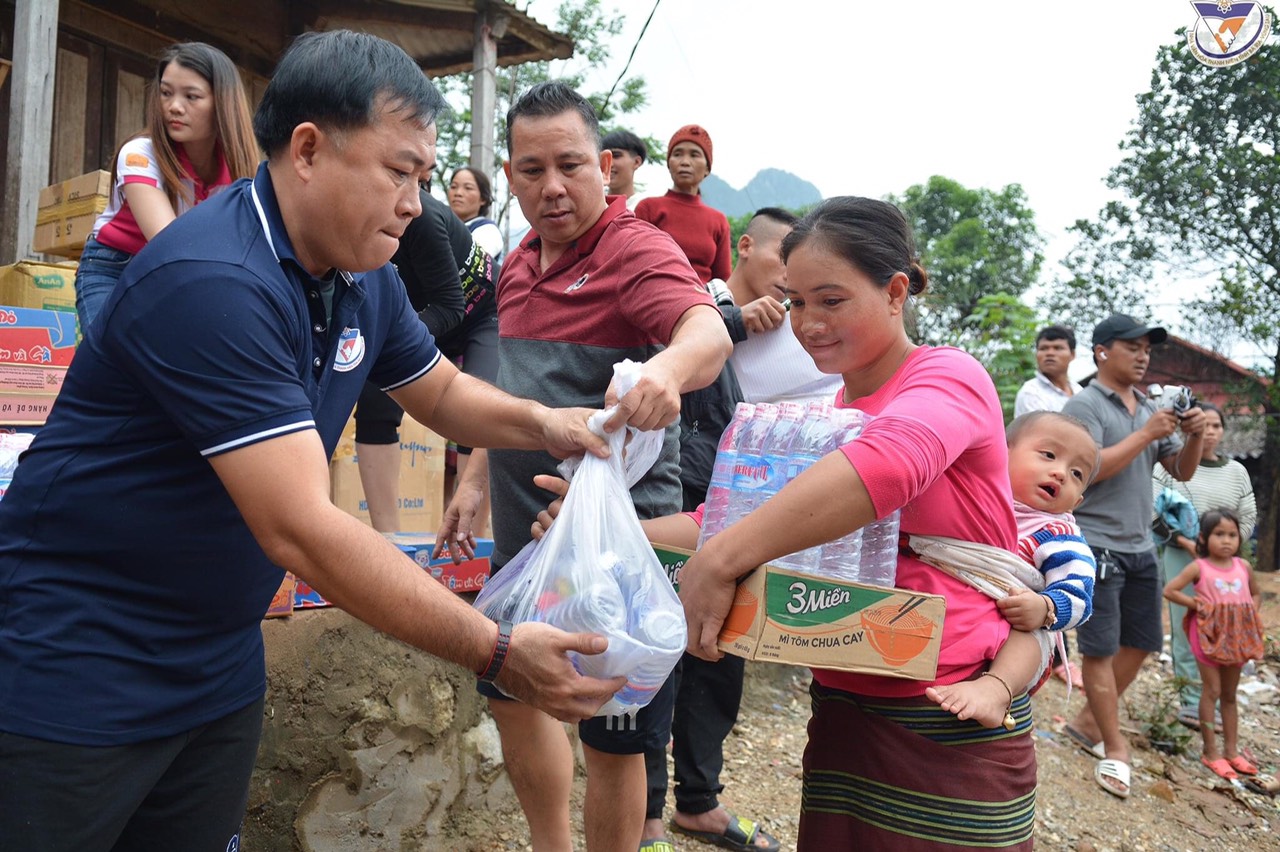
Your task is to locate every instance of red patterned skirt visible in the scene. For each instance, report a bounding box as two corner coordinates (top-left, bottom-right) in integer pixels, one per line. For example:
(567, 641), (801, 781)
(798, 681), (1037, 851)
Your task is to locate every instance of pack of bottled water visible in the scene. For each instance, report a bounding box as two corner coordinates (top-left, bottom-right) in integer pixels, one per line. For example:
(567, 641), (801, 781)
(698, 401), (898, 588)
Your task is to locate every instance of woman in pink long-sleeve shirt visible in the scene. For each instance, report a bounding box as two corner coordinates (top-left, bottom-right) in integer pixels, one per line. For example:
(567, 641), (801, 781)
(679, 197), (1032, 851)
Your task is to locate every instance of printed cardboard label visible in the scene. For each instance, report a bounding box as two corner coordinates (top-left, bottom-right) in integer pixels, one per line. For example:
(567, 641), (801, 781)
(654, 545), (944, 681)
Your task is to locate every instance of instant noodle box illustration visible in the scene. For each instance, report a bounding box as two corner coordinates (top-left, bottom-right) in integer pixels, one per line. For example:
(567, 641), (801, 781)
(653, 545), (945, 680)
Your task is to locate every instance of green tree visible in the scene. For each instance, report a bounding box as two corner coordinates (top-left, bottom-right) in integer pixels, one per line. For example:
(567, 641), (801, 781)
(726, 206), (813, 266)
(430, 0), (653, 224)
(1048, 21), (1280, 570)
(961, 293), (1041, 422)
(888, 176), (1045, 347)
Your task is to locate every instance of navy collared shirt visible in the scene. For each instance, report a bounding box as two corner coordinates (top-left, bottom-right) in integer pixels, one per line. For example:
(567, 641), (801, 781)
(0, 163), (438, 745)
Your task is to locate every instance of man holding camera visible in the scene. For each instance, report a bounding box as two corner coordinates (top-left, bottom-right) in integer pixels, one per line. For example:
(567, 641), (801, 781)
(1061, 314), (1205, 799)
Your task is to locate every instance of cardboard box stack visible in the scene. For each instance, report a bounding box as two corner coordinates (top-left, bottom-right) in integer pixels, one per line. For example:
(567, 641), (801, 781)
(270, 417), (478, 615)
(33, 170), (111, 260)
(329, 413), (447, 531)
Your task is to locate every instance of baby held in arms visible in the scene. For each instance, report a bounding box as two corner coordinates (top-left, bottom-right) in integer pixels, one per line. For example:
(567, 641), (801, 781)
(927, 412), (1100, 727)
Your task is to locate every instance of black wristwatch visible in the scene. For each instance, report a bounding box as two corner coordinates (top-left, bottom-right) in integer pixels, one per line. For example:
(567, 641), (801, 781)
(477, 620), (513, 684)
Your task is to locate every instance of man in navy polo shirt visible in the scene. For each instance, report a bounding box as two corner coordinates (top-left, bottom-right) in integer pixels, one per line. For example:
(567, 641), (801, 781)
(0, 31), (626, 851)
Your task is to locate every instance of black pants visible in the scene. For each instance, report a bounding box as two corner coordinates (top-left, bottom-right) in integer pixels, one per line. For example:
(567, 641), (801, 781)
(645, 651), (745, 819)
(0, 697), (263, 852)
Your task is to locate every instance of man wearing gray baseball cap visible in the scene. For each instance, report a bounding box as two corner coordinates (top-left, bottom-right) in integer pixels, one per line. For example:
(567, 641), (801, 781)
(1060, 313), (1204, 799)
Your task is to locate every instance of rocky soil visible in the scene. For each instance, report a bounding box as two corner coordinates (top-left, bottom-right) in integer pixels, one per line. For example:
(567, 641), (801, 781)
(448, 570), (1280, 851)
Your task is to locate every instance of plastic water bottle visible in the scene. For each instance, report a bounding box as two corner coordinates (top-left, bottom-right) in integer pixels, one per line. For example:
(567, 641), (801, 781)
(610, 608), (686, 711)
(724, 404), (778, 530)
(698, 403), (754, 548)
(817, 409), (870, 583)
(857, 511), (901, 588)
(775, 402), (837, 573)
(732, 402), (800, 522)
(759, 401), (805, 497)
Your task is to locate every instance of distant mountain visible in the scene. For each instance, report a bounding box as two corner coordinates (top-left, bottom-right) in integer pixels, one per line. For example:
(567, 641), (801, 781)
(701, 169), (823, 218)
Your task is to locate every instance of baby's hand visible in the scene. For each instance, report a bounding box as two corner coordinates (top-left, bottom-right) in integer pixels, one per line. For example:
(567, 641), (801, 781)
(996, 589), (1050, 631)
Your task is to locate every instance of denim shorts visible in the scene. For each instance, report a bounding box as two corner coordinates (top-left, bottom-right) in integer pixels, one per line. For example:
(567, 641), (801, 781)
(1075, 547), (1164, 657)
(75, 235), (135, 331)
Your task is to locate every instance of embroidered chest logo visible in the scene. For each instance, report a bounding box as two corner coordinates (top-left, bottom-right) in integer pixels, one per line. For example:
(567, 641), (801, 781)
(334, 327), (365, 372)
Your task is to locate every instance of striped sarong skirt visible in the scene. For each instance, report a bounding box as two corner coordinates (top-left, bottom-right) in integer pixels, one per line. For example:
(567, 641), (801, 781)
(798, 680), (1037, 850)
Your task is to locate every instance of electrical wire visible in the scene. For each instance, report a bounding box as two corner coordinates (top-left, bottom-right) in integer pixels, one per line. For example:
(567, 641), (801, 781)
(598, 0), (661, 118)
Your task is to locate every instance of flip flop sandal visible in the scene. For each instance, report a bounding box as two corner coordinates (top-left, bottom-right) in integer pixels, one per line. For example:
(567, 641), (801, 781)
(1227, 755), (1259, 776)
(1095, 758), (1130, 799)
(672, 811), (781, 852)
(638, 840), (675, 852)
(1201, 756), (1239, 780)
(1064, 724), (1105, 759)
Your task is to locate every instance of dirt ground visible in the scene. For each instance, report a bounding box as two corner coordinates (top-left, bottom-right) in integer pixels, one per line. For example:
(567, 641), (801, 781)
(446, 570), (1280, 851)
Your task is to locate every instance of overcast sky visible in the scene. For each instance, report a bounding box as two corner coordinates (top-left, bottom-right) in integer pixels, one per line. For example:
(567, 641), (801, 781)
(512, 1), (1266, 360)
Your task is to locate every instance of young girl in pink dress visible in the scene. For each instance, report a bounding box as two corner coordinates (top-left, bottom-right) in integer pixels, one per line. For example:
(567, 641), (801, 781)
(1163, 508), (1265, 779)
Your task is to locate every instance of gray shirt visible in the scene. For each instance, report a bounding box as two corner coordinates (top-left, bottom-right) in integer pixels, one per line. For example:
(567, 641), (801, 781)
(1062, 381), (1182, 552)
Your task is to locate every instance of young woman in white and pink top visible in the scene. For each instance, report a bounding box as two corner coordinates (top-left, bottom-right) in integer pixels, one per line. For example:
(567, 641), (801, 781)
(75, 42), (259, 330)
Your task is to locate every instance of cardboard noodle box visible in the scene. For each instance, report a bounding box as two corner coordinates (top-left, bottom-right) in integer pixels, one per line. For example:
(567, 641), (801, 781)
(264, 572), (297, 618)
(0, 363), (66, 394)
(0, 305), (77, 369)
(385, 533), (493, 594)
(653, 545), (945, 681)
(293, 535), (493, 608)
(0, 392), (56, 425)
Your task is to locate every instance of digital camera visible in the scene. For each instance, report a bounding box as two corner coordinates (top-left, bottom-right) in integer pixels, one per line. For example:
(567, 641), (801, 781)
(1148, 383), (1195, 415)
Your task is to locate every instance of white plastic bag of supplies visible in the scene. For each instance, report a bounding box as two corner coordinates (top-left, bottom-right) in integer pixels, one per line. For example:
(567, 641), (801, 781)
(474, 360), (684, 716)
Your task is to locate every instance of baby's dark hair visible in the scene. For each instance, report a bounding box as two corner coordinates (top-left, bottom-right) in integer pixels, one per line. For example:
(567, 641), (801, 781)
(1196, 507), (1241, 557)
(1006, 411), (1101, 484)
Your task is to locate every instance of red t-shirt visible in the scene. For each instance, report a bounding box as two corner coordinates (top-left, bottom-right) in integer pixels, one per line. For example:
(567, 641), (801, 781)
(634, 190), (732, 284)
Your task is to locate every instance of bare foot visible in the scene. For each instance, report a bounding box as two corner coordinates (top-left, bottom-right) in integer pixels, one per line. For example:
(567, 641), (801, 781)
(926, 679), (1010, 728)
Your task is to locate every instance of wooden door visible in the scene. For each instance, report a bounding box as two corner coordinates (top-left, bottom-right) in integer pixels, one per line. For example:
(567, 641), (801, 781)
(49, 31), (151, 183)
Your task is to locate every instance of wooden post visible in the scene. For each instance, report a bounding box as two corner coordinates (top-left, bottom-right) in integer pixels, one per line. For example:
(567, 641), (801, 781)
(2, 0), (59, 263)
(469, 9), (504, 182)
